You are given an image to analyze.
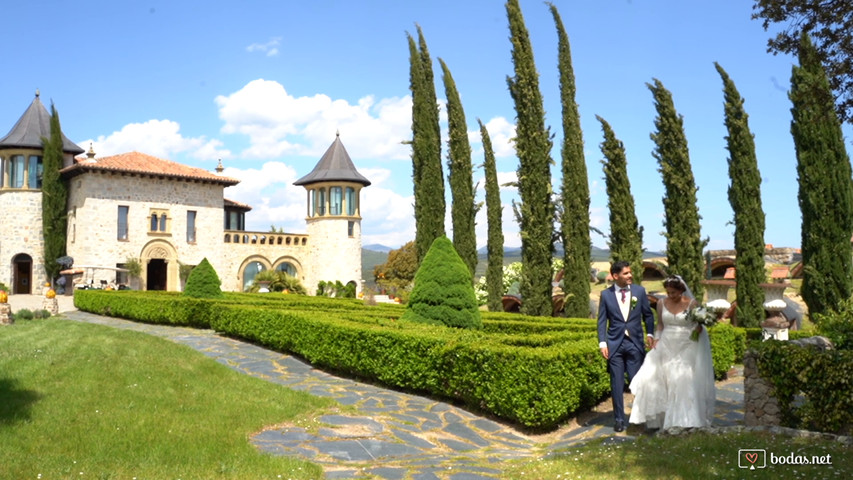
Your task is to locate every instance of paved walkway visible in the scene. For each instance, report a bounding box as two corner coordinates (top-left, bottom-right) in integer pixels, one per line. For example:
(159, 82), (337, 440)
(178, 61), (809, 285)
(60, 309), (745, 480)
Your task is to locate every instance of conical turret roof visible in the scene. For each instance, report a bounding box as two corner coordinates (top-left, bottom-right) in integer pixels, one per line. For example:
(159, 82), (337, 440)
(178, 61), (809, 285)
(0, 92), (84, 154)
(294, 133), (371, 187)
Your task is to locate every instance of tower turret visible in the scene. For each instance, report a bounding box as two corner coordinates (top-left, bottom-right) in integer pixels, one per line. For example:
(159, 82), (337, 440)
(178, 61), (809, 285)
(294, 133), (370, 295)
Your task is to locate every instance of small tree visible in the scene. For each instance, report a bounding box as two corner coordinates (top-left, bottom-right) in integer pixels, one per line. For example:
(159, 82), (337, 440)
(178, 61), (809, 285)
(373, 241), (418, 295)
(402, 237), (481, 329)
(41, 103), (68, 284)
(182, 258), (223, 299)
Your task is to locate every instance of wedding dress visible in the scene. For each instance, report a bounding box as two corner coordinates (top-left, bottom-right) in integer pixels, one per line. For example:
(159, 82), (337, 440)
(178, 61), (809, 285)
(628, 303), (716, 429)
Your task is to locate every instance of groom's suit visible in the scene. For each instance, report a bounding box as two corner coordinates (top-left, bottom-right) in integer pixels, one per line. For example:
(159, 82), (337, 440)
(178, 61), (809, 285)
(597, 283), (655, 426)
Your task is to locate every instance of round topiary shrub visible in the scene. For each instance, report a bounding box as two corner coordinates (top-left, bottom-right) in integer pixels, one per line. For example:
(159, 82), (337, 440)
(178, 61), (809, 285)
(401, 237), (481, 329)
(182, 258), (223, 298)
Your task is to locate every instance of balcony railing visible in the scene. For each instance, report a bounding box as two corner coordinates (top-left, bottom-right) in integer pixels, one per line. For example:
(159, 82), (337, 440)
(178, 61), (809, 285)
(223, 230), (308, 247)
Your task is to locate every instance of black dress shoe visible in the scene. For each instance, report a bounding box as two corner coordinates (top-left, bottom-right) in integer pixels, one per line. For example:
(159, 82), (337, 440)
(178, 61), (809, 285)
(614, 420), (625, 432)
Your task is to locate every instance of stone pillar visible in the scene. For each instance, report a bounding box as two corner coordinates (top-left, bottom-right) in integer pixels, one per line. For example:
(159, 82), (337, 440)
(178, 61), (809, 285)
(0, 303), (12, 325)
(743, 350), (782, 427)
(43, 297), (59, 315)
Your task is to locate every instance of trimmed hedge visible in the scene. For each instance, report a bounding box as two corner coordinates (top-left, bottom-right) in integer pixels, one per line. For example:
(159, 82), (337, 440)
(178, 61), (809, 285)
(73, 289), (763, 429)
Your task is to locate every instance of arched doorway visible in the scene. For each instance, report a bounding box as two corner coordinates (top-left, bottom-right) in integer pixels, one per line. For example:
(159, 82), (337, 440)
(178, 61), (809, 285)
(140, 240), (179, 291)
(147, 259), (167, 291)
(12, 253), (33, 294)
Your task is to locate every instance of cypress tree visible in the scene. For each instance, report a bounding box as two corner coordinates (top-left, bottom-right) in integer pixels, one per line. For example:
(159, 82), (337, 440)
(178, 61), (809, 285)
(407, 26), (445, 265)
(597, 115), (644, 281)
(479, 118), (504, 312)
(506, 0), (554, 317)
(648, 79), (708, 300)
(790, 33), (853, 319)
(549, 3), (590, 318)
(439, 58), (478, 277)
(715, 63), (766, 328)
(41, 103), (68, 285)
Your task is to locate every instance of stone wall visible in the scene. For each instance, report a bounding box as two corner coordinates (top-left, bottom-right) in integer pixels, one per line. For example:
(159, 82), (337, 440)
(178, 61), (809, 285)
(743, 350), (782, 427)
(304, 216), (362, 294)
(0, 190), (46, 292)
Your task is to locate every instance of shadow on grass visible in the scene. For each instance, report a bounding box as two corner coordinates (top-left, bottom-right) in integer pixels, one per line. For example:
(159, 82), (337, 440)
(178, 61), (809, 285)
(0, 377), (41, 425)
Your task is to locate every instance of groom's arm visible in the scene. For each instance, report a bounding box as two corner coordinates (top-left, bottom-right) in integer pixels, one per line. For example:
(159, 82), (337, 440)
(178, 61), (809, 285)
(640, 289), (655, 341)
(597, 292), (609, 359)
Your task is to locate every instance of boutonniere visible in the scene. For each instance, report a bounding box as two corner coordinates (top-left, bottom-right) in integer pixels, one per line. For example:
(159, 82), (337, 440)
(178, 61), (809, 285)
(630, 296), (638, 310)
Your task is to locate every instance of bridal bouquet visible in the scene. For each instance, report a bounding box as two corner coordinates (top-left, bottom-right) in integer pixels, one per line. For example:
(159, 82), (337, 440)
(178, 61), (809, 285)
(686, 305), (717, 341)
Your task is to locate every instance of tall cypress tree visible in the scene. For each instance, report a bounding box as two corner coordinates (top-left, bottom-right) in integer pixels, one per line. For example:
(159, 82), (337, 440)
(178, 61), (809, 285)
(439, 58), (478, 277)
(506, 0), (554, 316)
(597, 115), (644, 281)
(41, 103), (68, 284)
(549, 3), (590, 318)
(715, 63), (766, 328)
(479, 118), (504, 312)
(648, 78), (707, 300)
(407, 26), (445, 265)
(790, 33), (853, 319)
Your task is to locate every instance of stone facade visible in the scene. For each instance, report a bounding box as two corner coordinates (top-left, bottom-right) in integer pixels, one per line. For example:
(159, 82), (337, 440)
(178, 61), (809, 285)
(0, 190), (46, 293)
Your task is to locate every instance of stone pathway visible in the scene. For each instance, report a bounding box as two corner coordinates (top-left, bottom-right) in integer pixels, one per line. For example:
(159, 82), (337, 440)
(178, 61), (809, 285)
(63, 310), (745, 479)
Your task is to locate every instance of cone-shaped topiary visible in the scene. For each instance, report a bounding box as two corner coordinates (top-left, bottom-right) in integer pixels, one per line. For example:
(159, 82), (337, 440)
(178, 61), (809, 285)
(401, 236), (481, 328)
(182, 258), (223, 298)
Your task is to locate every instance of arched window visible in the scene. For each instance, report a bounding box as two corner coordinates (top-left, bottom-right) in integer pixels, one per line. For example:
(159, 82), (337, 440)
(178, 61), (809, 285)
(307, 189), (315, 217)
(159, 214), (167, 232)
(243, 261), (266, 291)
(276, 262), (297, 277)
(346, 187), (356, 216)
(150, 214), (159, 231)
(330, 186), (342, 215)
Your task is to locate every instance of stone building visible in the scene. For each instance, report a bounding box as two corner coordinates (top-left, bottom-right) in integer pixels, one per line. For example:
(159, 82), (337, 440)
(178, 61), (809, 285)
(0, 93), (369, 294)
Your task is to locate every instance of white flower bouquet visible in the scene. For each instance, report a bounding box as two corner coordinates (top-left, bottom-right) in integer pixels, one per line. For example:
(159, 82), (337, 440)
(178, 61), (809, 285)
(686, 305), (717, 341)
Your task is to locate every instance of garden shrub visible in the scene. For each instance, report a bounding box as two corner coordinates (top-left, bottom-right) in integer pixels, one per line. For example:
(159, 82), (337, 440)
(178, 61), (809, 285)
(402, 237), (481, 329)
(13, 309), (34, 320)
(757, 340), (853, 434)
(814, 298), (853, 350)
(182, 258), (223, 299)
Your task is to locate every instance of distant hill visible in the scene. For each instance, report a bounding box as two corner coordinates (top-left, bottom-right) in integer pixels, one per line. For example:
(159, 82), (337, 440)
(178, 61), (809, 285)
(366, 244), (665, 283)
(362, 244), (394, 252)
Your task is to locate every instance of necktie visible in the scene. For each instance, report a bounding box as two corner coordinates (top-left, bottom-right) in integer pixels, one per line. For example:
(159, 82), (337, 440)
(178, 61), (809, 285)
(621, 288), (627, 302)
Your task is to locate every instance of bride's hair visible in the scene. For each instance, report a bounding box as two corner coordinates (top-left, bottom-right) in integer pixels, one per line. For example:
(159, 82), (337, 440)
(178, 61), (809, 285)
(663, 276), (687, 293)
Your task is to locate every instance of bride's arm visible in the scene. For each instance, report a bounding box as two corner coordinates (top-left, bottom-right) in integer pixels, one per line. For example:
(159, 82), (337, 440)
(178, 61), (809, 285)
(652, 299), (664, 347)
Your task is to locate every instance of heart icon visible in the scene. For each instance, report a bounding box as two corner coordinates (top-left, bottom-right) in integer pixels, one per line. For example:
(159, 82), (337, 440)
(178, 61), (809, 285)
(745, 452), (758, 464)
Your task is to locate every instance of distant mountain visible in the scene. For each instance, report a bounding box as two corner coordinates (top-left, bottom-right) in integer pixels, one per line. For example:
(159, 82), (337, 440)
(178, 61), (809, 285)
(363, 244), (394, 253)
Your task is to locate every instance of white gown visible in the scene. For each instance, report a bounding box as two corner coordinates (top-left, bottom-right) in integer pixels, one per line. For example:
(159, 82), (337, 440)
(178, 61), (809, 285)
(628, 304), (716, 429)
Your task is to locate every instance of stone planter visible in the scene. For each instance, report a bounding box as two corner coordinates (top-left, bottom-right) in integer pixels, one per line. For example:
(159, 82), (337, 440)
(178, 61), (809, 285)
(0, 303), (11, 325)
(760, 282), (790, 340)
(701, 279), (734, 317)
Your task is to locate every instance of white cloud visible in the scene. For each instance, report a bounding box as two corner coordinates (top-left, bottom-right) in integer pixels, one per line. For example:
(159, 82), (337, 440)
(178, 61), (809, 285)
(214, 79), (412, 161)
(246, 37), (281, 57)
(222, 161), (306, 232)
(78, 119), (230, 161)
(474, 116), (516, 158)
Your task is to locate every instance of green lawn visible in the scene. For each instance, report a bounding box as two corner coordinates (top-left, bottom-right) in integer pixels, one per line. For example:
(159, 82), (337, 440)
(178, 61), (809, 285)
(0, 318), (335, 479)
(505, 431), (851, 480)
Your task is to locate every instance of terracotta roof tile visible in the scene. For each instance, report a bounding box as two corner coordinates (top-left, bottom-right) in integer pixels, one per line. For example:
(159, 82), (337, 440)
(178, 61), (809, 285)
(60, 151), (239, 186)
(224, 197), (252, 211)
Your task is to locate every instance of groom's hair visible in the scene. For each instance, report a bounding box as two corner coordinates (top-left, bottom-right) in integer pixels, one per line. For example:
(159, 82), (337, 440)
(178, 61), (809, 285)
(610, 260), (630, 275)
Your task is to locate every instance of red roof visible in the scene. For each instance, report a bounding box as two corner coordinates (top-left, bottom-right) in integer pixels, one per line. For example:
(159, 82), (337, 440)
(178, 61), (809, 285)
(60, 151), (239, 186)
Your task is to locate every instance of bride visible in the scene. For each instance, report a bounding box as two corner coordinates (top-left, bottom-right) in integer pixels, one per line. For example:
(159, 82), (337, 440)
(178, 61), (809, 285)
(629, 275), (715, 429)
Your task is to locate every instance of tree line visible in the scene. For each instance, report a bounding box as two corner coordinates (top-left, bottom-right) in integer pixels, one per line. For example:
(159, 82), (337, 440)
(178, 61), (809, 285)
(403, 0), (852, 326)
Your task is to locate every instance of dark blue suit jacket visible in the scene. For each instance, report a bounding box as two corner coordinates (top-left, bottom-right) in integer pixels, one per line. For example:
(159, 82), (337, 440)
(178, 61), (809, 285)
(597, 284), (655, 354)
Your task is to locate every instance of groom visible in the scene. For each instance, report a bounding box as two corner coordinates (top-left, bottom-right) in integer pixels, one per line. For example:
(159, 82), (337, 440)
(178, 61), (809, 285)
(597, 261), (655, 432)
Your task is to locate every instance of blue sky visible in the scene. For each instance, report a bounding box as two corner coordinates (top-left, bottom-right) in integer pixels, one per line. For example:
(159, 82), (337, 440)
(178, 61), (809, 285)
(4, 0), (849, 252)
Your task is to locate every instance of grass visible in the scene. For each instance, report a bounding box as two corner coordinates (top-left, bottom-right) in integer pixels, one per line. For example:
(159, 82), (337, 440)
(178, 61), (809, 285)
(505, 431), (851, 480)
(0, 318), (335, 480)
